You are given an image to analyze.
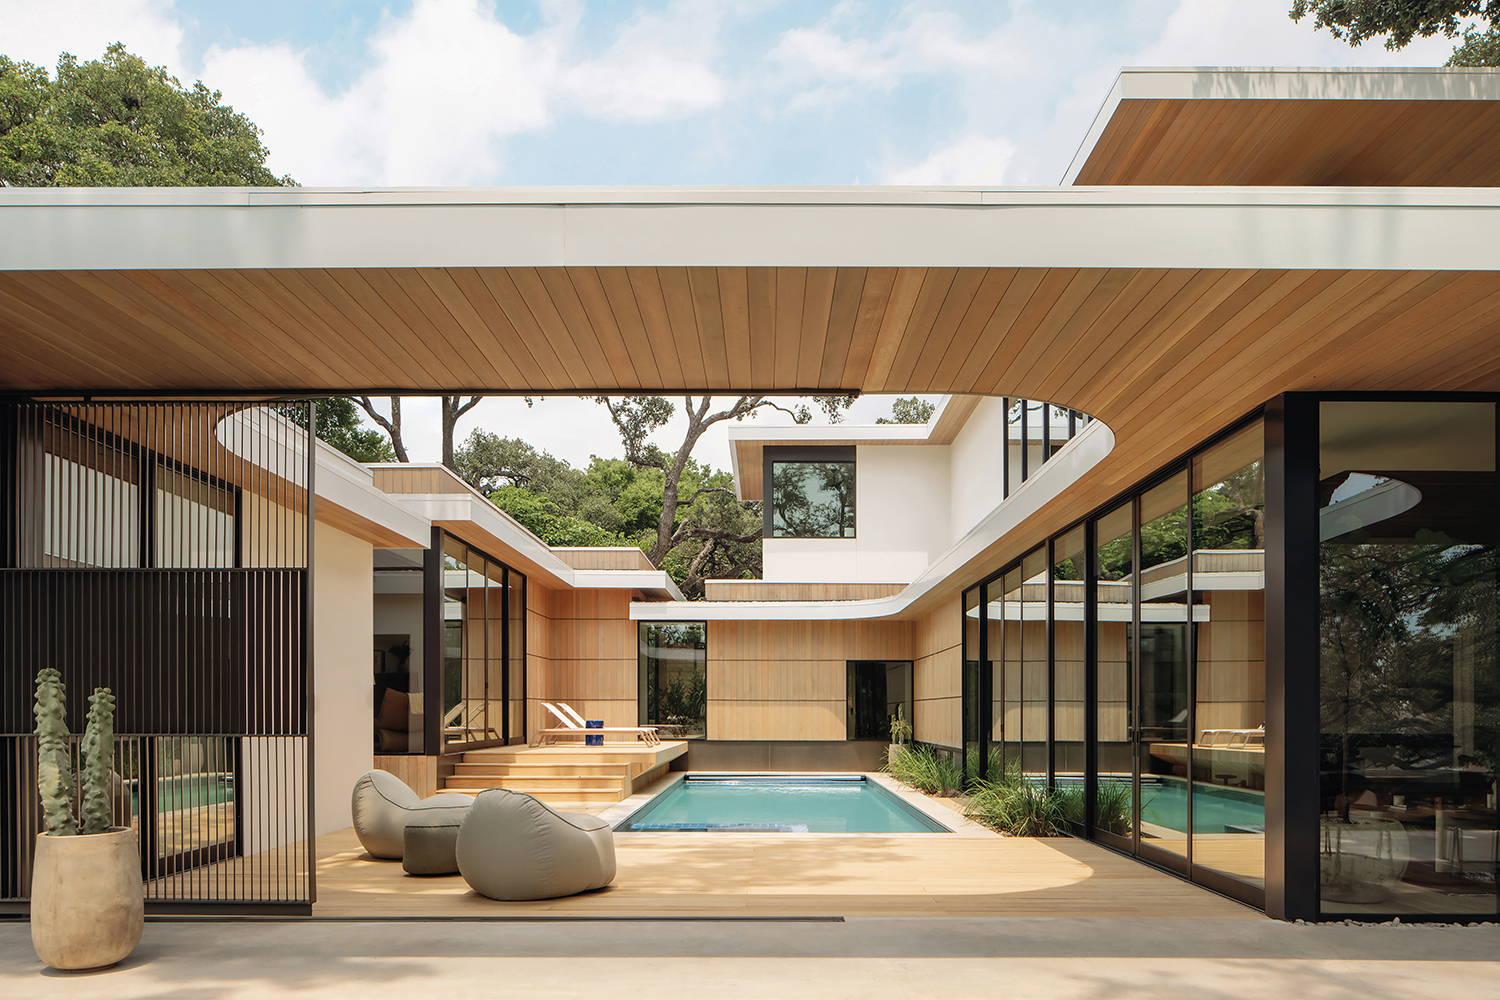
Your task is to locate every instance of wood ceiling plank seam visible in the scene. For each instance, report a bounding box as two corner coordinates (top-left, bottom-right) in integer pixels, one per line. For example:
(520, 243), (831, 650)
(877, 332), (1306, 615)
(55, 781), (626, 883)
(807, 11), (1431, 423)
(267, 268), (426, 387)
(1001, 268), (1128, 397)
(717, 266), (755, 389)
(412, 268), (526, 390)
(1376, 308), (1500, 391)
(818, 266), (868, 388)
(595, 267), (666, 388)
(566, 267), (646, 387)
(523, 267), (621, 387)
(1397, 103), (1494, 185)
(352, 268), (486, 386)
(839, 265), (903, 388)
(1382, 101), (1470, 182)
(948, 267), (1051, 394)
(857, 267), (927, 390)
(1135, 101), (1217, 188)
(1359, 277), (1500, 387)
(1074, 99), (1144, 185)
(1297, 270), (1472, 384)
(356, 267), (488, 387)
(1325, 102), (1420, 184)
(882, 266), (957, 392)
(1433, 106), (1500, 185)
(0, 309), (124, 388)
(1278, 103), (1370, 185)
(1424, 316), (1500, 389)
(141, 270), (306, 386)
(389, 268), (511, 387)
(796, 267), (837, 389)
(1161, 100), (1239, 185)
(1092, 98), (1158, 186)
(687, 266), (732, 388)
(967, 267), (1082, 398)
(182, 269), (353, 389)
(476, 267), (574, 389)
(773, 267), (807, 390)
(918, 265), (1014, 389)
(47, 271), (245, 388)
(654, 266), (709, 386)
(1022, 267), (1161, 403)
(1048, 269), (1207, 406)
(623, 266), (686, 388)
(260, 268), (422, 387)
(1193, 101), (1283, 185)
(1113, 99), (1184, 185)
(1091, 269), (1294, 413)
(0, 274), (172, 388)
(908, 267), (988, 389)
(746, 267), (777, 389)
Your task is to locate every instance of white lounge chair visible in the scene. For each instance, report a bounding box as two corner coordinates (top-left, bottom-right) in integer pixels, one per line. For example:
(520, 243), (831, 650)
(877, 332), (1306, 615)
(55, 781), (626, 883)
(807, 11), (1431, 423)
(532, 701), (660, 746)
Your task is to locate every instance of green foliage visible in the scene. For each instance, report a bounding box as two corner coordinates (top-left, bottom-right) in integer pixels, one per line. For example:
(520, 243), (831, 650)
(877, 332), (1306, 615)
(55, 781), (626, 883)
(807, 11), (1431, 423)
(81, 688), (116, 835)
(33, 668), (76, 836)
(285, 398), (395, 463)
(659, 667), (708, 726)
(883, 743), (963, 795)
(889, 703), (912, 745)
(965, 777), (1071, 837)
(1448, 24), (1500, 62)
(875, 396), (936, 425)
(1053, 780), (1134, 837)
(1, 43), (294, 187)
(1290, 0), (1500, 49)
(455, 431), (578, 498)
(488, 485), (623, 547)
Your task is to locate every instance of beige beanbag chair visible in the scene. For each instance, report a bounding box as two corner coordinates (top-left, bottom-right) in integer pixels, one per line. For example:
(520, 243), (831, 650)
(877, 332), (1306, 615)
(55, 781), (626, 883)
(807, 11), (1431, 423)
(456, 788), (617, 900)
(350, 770), (473, 860)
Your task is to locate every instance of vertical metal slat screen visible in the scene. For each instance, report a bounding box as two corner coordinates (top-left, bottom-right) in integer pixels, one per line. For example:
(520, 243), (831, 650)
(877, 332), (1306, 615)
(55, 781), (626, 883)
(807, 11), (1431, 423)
(1, 401), (314, 912)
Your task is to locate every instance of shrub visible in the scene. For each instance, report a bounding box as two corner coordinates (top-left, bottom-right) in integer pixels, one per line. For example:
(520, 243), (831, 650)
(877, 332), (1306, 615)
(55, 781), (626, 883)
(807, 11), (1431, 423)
(883, 742), (962, 795)
(964, 778), (1071, 837)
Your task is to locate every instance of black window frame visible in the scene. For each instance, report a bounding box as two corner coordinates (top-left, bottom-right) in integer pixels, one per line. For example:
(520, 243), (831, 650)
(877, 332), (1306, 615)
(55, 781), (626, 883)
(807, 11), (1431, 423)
(763, 445), (857, 540)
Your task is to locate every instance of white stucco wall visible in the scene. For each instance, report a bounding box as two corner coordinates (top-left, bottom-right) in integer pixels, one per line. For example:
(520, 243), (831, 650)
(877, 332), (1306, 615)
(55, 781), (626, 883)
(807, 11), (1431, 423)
(313, 521), (374, 835)
(947, 397), (1009, 542)
(762, 445), (951, 583)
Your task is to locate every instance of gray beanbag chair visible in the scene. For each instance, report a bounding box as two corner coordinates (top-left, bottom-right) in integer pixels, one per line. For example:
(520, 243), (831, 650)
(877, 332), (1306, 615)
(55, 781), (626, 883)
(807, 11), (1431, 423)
(456, 788), (617, 900)
(351, 770), (473, 860)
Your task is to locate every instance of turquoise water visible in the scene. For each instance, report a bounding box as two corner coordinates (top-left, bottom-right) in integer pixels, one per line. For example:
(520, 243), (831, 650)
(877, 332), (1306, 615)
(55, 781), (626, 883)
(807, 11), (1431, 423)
(619, 776), (950, 833)
(129, 774), (235, 815)
(1140, 778), (1264, 834)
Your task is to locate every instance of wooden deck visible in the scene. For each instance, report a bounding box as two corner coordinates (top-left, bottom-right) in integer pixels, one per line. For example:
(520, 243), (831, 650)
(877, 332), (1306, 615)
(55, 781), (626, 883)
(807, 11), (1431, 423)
(310, 825), (1262, 920)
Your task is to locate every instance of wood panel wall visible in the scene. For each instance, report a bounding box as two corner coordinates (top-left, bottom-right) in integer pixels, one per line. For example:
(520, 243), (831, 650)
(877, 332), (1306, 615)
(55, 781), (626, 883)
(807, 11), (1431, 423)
(706, 620), (913, 741)
(371, 465), (466, 495)
(913, 595), (961, 749)
(526, 585), (637, 742)
(552, 547), (655, 571)
(704, 581), (906, 601)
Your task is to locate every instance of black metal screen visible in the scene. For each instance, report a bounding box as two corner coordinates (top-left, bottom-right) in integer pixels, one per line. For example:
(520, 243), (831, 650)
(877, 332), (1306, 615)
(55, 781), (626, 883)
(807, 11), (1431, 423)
(1, 401), (313, 911)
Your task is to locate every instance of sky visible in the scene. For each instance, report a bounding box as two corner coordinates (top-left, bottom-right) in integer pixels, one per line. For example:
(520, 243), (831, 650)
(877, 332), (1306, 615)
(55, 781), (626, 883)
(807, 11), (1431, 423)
(2, 0), (1464, 472)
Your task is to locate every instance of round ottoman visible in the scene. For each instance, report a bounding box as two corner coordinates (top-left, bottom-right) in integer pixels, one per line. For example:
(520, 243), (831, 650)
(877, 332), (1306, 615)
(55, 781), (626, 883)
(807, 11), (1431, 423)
(403, 816), (463, 875)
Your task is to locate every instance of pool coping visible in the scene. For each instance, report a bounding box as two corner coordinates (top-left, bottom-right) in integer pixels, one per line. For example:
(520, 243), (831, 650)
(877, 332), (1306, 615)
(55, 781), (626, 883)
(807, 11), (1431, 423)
(596, 771), (996, 838)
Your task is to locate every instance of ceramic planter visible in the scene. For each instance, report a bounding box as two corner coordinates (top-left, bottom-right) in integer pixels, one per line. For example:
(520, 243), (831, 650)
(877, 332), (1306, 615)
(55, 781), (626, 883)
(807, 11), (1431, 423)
(30, 827), (144, 971)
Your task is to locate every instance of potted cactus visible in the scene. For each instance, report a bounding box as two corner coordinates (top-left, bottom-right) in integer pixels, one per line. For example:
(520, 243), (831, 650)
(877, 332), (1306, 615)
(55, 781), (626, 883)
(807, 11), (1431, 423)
(29, 668), (143, 972)
(888, 704), (913, 765)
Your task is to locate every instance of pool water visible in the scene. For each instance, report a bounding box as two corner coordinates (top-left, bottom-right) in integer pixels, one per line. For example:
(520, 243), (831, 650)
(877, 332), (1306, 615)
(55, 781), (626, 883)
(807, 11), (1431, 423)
(129, 774), (236, 815)
(617, 775), (950, 833)
(1139, 778), (1264, 834)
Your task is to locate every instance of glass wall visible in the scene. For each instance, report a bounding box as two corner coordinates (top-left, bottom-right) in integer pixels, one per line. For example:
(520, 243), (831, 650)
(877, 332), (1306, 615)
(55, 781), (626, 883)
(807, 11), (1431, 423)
(1053, 527), (1087, 787)
(374, 548), (426, 754)
(1093, 502), (1135, 847)
(439, 534), (526, 748)
(1138, 471), (1191, 862)
(1192, 422), (1266, 889)
(1319, 400), (1498, 918)
(640, 622), (708, 738)
(963, 585), (981, 768)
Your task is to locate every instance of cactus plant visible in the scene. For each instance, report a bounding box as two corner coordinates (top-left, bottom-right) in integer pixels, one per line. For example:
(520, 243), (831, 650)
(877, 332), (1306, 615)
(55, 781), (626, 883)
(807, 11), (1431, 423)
(33, 668), (77, 837)
(81, 688), (117, 835)
(33, 669), (117, 836)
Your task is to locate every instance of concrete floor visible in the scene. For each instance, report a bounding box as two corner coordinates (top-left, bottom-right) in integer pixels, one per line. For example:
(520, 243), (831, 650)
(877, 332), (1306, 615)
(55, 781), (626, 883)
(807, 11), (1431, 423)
(4, 917), (1499, 999)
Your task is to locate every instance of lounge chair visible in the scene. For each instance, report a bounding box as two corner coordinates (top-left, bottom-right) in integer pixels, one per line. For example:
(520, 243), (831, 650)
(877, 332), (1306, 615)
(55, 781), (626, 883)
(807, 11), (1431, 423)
(456, 788), (616, 900)
(350, 770), (473, 860)
(443, 702), (500, 744)
(531, 701), (660, 746)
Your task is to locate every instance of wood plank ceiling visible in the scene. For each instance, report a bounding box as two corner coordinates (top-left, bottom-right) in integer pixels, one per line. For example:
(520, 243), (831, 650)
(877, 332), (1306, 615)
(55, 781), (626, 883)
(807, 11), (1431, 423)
(1072, 99), (1500, 186)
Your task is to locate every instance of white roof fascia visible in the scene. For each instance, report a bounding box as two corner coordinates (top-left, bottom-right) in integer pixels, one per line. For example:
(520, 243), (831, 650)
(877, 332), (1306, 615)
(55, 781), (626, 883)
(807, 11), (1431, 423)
(1061, 66), (1500, 185)
(395, 493), (683, 599)
(8, 187), (1500, 272)
(632, 418), (1115, 623)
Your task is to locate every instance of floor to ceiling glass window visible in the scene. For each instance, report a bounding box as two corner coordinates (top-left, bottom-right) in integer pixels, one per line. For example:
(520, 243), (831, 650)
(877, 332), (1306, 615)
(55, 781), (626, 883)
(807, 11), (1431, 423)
(1053, 527), (1088, 792)
(1318, 400), (1498, 918)
(1137, 471), (1191, 864)
(1191, 420), (1266, 890)
(639, 622), (707, 738)
(991, 566), (1019, 777)
(440, 535), (524, 748)
(963, 586), (981, 769)
(1093, 502), (1136, 847)
(1021, 548), (1049, 777)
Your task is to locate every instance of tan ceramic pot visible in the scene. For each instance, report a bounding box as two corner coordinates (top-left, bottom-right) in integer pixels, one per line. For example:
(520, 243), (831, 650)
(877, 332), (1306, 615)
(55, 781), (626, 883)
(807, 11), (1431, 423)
(31, 828), (144, 971)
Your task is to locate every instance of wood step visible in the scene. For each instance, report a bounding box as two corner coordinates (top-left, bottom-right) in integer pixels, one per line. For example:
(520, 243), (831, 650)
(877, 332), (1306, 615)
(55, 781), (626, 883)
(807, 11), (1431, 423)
(438, 785), (623, 804)
(443, 775), (624, 792)
(452, 763), (631, 777)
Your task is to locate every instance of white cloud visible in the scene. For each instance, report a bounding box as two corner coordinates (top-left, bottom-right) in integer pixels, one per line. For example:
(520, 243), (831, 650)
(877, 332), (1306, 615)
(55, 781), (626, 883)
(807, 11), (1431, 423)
(560, 2), (726, 121)
(0, 0), (185, 74)
(881, 132), (1016, 185)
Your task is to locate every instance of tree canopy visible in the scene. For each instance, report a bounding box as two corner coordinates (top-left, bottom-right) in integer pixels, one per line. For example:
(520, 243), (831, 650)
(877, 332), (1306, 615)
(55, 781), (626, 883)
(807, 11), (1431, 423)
(0, 42), (293, 187)
(1290, 1), (1500, 63)
(875, 396), (936, 425)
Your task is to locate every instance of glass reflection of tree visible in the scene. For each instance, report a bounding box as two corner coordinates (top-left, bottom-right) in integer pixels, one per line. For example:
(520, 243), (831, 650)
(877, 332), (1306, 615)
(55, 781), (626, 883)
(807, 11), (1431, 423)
(1321, 530), (1498, 823)
(772, 462), (855, 537)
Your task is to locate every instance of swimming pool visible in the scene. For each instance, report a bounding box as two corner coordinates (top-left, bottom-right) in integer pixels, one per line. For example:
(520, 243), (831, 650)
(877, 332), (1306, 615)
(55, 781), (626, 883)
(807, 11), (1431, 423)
(616, 775), (951, 833)
(1140, 778), (1264, 834)
(128, 773), (235, 815)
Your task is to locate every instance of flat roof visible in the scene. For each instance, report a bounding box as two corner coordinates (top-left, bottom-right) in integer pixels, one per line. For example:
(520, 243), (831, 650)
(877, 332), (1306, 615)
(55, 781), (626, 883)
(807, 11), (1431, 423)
(1065, 66), (1500, 186)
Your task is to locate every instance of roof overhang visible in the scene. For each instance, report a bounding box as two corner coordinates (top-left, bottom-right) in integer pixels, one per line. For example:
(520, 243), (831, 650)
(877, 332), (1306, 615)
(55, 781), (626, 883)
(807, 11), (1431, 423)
(1065, 66), (1500, 186)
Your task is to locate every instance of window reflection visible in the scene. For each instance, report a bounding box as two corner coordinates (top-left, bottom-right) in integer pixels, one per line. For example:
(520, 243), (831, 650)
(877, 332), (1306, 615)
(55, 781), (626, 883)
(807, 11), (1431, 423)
(770, 461), (856, 537)
(1093, 503), (1136, 844)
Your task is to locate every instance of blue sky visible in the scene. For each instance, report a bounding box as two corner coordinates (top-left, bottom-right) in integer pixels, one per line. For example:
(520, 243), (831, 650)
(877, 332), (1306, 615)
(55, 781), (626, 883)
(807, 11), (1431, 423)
(1, 0), (1465, 468)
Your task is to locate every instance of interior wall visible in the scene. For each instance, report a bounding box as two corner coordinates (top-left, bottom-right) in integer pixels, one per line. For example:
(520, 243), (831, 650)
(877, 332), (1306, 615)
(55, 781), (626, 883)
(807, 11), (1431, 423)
(530, 588), (638, 739)
(707, 619), (913, 740)
(312, 520), (374, 835)
(913, 594), (961, 748)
